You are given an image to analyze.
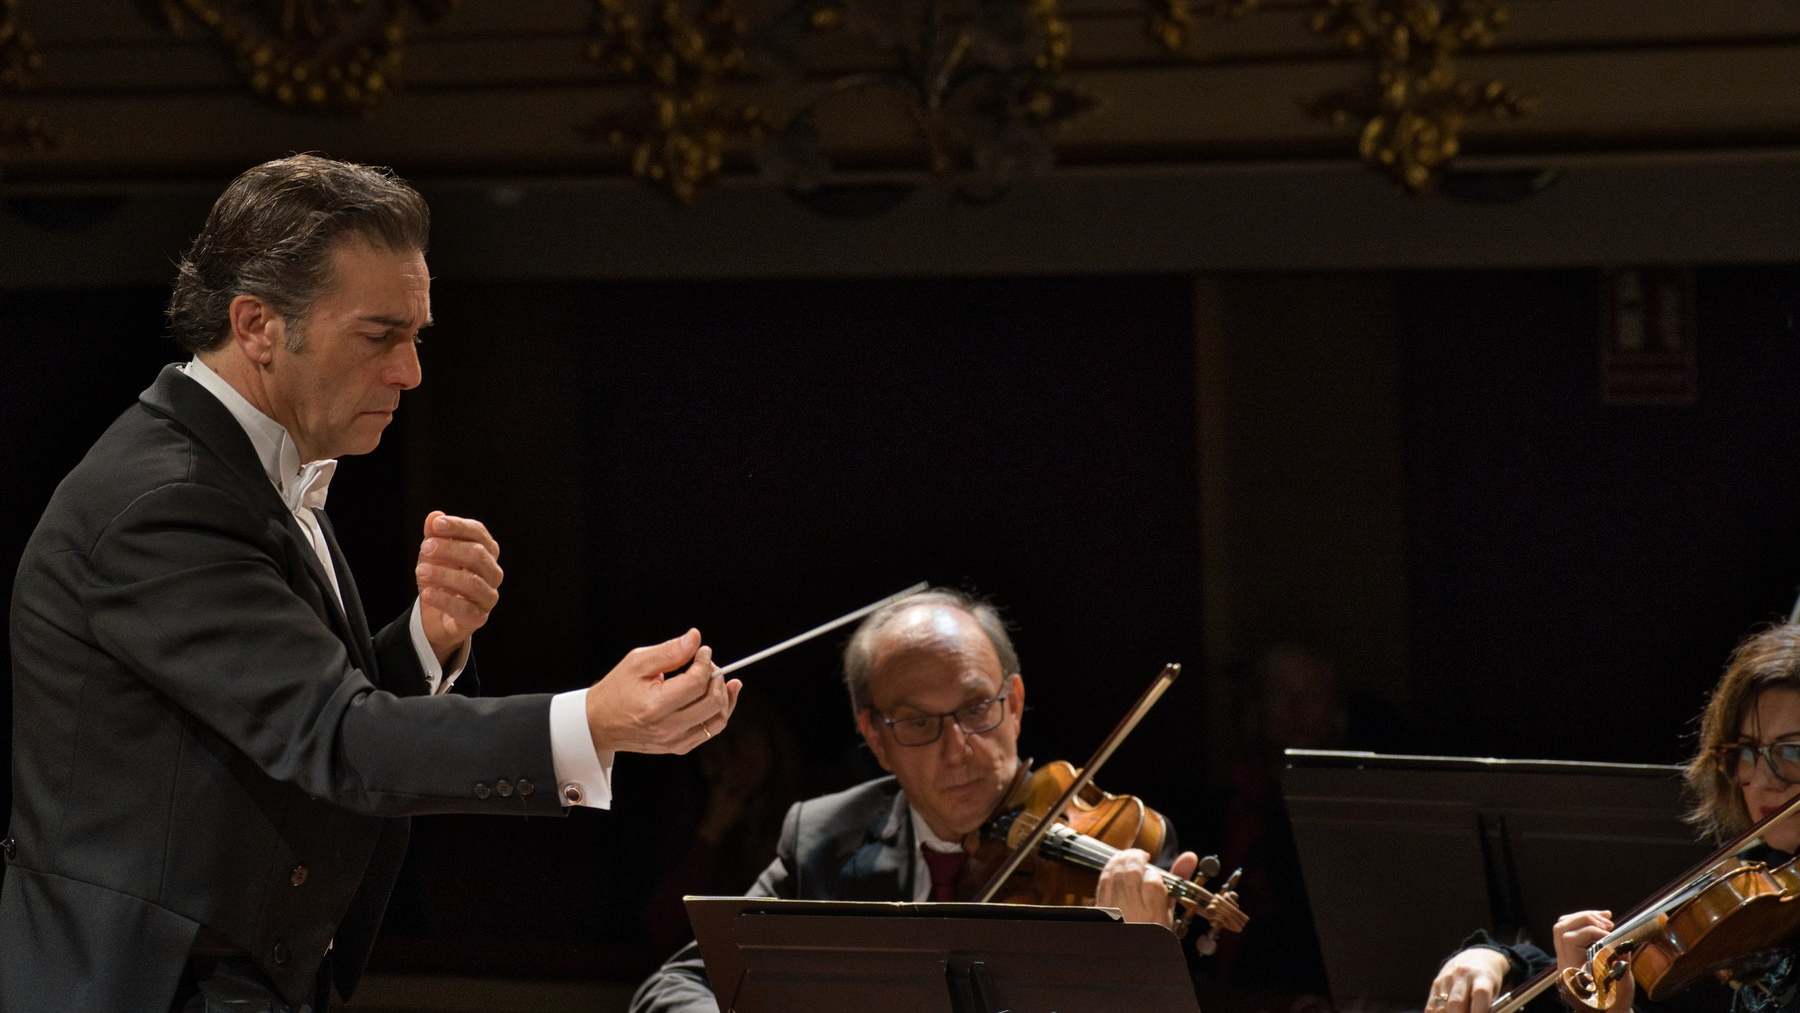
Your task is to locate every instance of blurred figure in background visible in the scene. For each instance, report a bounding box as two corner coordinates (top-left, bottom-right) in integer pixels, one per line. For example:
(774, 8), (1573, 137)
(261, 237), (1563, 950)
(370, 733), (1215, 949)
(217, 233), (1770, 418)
(1201, 643), (1405, 1009)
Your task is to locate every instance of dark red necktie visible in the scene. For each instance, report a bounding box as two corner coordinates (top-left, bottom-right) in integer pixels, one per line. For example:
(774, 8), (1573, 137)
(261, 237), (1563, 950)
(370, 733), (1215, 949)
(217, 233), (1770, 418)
(922, 846), (967, 902)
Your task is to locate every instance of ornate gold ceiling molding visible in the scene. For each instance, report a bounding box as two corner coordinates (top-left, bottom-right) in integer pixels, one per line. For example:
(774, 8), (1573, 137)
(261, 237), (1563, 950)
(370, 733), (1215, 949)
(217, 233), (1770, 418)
(578, 0), (1538, 204)
(0, 0), (55, 156)
(582, 1), (1091, 204)
(580, 0), (766, 205)
(1306, 0), (1533, 192)
(158, 0), (456, 112)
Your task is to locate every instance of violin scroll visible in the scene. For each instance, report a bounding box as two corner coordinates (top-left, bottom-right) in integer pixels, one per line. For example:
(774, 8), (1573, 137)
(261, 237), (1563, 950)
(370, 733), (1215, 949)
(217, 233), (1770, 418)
(1559, 945), (1633, 1013)
(1181, 866), (1244, 956)
(1558, 911), (1668, 1012)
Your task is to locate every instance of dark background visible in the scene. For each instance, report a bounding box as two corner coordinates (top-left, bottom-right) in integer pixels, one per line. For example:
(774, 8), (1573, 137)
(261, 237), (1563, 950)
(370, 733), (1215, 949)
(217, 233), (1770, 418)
(5, 2), (1800, 1008)
(5, 264), (1800, 984)
(1401, 267), (1800, 765)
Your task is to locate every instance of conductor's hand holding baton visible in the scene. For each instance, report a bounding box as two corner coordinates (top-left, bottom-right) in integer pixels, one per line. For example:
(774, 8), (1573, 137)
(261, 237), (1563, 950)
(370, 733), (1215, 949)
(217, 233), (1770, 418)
(586, 629), (741, 755)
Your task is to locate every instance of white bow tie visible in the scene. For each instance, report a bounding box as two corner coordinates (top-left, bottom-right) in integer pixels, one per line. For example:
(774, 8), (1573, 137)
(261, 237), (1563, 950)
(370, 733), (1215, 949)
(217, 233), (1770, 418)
(284, 459), (338, 513)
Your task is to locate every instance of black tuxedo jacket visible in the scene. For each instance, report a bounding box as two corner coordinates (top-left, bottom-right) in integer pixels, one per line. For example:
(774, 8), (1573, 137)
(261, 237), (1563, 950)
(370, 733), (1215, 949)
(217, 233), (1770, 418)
(3, 365), (565, 1011)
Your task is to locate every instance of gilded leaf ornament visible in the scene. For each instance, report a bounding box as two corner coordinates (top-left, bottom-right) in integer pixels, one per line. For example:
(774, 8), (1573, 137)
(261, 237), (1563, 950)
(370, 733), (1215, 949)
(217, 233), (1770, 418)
(0, 0), (55, 156)
(1307, 0), (1533, 192)
(759, 0), (1095, 203)
(157, 0), (456, 112)
(581, 0), (766, 205)
(1147, 0), (1259, 53)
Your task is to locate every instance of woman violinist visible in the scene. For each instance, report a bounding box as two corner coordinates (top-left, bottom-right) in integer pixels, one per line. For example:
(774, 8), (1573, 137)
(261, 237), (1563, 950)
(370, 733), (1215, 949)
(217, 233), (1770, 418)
(1429, 624), (1800, 1013)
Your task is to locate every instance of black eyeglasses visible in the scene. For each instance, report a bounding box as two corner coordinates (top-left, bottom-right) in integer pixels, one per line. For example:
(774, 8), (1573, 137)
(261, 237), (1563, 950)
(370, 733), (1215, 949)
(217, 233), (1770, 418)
(1713, 740), (1800, 783)
(873, 675), (1016, 747)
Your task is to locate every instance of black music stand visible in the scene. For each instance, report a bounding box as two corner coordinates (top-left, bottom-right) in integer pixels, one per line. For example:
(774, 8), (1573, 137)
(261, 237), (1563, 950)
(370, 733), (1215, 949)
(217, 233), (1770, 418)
(684, 896), (1201, 1013)
(1282, 749), (1708, 1008)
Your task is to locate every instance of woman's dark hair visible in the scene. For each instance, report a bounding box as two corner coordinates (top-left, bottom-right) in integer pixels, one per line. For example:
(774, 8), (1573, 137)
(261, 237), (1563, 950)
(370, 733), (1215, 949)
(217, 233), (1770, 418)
(1685, 624), (1800, 840)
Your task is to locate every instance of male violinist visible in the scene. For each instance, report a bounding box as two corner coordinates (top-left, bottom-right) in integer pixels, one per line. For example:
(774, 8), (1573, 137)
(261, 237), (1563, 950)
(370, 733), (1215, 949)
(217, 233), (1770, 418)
(630, 587), (1202, 1013)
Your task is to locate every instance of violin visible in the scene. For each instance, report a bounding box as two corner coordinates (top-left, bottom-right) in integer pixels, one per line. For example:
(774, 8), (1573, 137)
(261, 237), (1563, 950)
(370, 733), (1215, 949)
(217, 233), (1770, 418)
(1570, 852), (1800, 1006)
(960, 759), (1250, 947)
(951, 663), (1249, 951)
(1492, 792), (1800, 1013)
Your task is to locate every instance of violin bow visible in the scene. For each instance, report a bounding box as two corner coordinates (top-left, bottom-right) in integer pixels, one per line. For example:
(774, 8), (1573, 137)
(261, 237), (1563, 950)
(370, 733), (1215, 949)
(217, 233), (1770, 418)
(972, 662), (1183, 903)
(1488, 964), (1567, 1013)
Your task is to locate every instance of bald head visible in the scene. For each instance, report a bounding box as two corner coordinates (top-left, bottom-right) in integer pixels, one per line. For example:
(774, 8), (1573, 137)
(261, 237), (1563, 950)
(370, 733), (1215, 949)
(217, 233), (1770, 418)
(869, 605), (1000, 694)
(841, 588), (1018, 715)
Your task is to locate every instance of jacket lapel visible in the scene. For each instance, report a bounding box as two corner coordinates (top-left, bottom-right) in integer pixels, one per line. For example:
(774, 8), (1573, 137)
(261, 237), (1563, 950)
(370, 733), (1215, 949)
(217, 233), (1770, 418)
(272, 509), (359, 650)
(837, 788), (915, 901)
(138, 365), (365, 662)
(313, 510), (380, 682)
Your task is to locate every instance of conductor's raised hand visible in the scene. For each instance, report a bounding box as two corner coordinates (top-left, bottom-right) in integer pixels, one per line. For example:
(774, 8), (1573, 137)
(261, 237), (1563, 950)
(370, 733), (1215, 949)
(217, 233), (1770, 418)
(585, 628), (742, 755)
(415, 510), (504, 665)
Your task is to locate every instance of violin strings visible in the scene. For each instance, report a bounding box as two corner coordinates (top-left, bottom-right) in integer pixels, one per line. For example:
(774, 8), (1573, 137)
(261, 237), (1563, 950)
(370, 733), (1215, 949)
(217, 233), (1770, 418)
(1013, 809), (1220, 905)
(1041, 831), (1202, 898)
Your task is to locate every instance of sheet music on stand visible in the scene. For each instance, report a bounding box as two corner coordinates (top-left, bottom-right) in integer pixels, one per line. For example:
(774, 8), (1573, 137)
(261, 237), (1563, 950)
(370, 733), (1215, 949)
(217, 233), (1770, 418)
(684, 896), (1201, 1013)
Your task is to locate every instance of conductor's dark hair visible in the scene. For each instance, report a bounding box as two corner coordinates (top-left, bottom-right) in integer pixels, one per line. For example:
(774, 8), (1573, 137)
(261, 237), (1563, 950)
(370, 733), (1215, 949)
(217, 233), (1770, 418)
(166, 153), (429, 353)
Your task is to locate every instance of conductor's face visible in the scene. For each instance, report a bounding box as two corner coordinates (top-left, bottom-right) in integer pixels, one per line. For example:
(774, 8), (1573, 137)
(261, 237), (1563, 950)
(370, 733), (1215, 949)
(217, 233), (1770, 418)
(855, 606), (1026, 843)
(267, 238), (431, 462)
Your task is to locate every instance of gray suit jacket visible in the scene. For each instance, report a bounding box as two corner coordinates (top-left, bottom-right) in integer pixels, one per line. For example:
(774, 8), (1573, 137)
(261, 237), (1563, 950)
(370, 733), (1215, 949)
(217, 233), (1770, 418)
(3, 365), (565, 1011)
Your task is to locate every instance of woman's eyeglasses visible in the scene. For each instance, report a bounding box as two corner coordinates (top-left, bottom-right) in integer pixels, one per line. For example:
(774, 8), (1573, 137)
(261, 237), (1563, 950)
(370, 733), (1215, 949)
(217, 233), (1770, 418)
(1713, 740), (1800, 783)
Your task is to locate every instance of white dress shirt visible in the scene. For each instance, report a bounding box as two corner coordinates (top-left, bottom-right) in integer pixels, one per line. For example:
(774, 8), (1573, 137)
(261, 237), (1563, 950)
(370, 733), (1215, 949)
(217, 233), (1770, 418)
(181, 358), (613, 809)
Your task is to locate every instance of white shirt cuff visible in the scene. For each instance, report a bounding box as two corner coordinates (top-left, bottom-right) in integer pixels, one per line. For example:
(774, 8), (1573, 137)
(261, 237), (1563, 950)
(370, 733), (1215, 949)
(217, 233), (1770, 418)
(549, 688), (614, 810)
(408, 598), (470, 695)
